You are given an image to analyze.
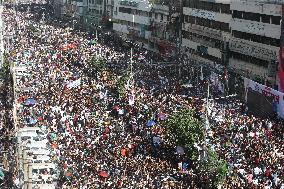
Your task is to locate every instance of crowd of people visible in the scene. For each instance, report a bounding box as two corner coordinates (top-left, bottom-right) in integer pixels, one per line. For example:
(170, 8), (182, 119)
(3, 3), (284, 189)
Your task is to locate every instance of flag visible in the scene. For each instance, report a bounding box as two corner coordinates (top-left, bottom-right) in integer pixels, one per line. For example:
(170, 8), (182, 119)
(200, 66), (204, 80)
(128, 89), (135, 105)
(278, 52), (284, 92)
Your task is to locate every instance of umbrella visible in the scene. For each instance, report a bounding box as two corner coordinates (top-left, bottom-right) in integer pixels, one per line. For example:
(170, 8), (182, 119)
(25, 98), (36, 106)
(0, 168), (4, 180)
(146, 120), (156, 127)
(50, 133), (57, 141)
(176, 146), (185, 155)
(113, 105), (119, 110)
(158, 113), (167, 120)
(28, 118), (37, 125)
(51, 143), (57, 149)
(99, 171), (108, 178)
(66, 171), (71, 177)
(90, 39), (96, 45)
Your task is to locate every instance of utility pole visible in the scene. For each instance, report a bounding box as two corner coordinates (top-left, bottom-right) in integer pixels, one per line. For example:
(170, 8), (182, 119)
(221, 38), (229, 96)
(0, 0), (4, 69)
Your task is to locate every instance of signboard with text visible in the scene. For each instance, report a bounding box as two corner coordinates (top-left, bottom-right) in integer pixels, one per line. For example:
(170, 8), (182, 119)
(244, 78), (284, 118)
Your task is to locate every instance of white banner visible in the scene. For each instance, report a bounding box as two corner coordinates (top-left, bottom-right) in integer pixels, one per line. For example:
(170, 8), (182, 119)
(67, 78), (81, 89)
(244, 78), (284, 118)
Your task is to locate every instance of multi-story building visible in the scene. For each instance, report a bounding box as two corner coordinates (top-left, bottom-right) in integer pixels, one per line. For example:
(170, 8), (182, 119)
(85, 0), (104, 27)
(182, 0), (231, 68)
(229, 0), (281, 84)
(112, 0), (152, 48)
(64, 0), (75, 17)
(53, 0), (283, 84)
(51, 0), (67, 18)
(73, 0), (87, 21)
(148, 3), (175, 57)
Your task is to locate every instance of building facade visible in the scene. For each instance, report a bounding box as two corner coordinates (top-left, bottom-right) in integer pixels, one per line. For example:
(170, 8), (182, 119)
(53, 0), (283, 84)
(112, 0), (152, 48)
(51, 0), (66, 18)
(182, 0), (231, 68)
(148, 3), (176, 57)
(229, 0), (281, 84)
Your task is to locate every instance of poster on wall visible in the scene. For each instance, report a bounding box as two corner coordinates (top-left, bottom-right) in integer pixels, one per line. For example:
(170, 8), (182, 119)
(244, 78), (284, 118)
(278, 4), (284, 92)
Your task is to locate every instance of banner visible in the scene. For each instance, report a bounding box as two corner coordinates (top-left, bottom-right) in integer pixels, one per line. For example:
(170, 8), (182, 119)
(67, 78), (81, 89)
(244, 78), (284, 118)
(278, 4), (284, 92)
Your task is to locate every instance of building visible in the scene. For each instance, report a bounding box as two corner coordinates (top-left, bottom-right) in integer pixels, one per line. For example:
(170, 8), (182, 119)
(53, 0), (283, 84)
(182, 0), (231, 68)
(229, 0), (281, 84)
(148, 3), (175, 57)
(50, 0), (66, 18)
(73, 0), (87, 21)
(112, 0), (152, 48)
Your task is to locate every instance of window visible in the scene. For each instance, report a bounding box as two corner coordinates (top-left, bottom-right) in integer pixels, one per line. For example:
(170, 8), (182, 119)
(231, 52), (269, 68)
(211, 20), (220, 30)
(220, 22), (229, 32)
(161, 14), (163, 21)
(183, 0), (190, 7)
(232, 10), (242, 19)
(204, 2), (213, 11)
(196, 17), (203, 26)
(119, 7), (131, 14)
(189, 0), (197, 8)
(188, 16), (195, 24)
(220, 4), (230, 14)
(203, 19), (210, 28)
(272, 16), (281, 25)
(155, 13), (158, 19)
(261, 14), (270, 23)
(232, 30), (280, 47)
(212, 3), (220, 12)
(96, 0), (102, 5)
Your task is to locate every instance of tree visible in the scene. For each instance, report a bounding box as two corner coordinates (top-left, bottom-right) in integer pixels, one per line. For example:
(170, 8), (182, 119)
(89, 56), (107, 73)
(165, 108), (205, 160)
(198, 148), (228, 188)
(116, 71), (131, 97)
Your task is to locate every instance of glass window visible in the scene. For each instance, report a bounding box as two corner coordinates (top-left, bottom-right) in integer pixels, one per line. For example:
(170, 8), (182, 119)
(188, 16), (195, 24)
(233, 10), (242, 19)
(261, 14), (270, 23)
(220, 4), (230, 14)
(220, 22), (229, 32)
(272, 16), (281, 25)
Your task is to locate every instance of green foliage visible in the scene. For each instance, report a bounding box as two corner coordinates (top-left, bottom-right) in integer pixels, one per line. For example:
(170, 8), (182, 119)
(89, 56), (107, 72)
(165, 108), (204, 159)
(27, 24), (37, 32)
(116, 71), (131, 97)
(199, 148), (228, 188)
(0, 55), (11, 79)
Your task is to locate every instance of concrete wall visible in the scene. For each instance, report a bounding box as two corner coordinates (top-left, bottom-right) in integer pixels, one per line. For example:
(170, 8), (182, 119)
(182, 38), (222, 59)
(230, 18), (281, 39)
(231, 1), (282, 16)
(183, 7), (232, 23)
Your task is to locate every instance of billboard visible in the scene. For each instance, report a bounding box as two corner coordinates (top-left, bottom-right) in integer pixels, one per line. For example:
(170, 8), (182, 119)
(244, 78), (284, 118)
(278, 4), (284, 92)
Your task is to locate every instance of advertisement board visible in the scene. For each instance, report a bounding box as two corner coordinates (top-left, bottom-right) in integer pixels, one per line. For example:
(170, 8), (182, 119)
(244, 78), (284, 118)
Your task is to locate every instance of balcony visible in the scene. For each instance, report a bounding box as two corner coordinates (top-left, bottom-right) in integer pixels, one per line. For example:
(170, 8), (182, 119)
(229, 37), (278, 61)
(182, 23), (223, 41)
(230, 18), (281, 39)
(183, 7), (231, 23)
(231, 1), (281, 16)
